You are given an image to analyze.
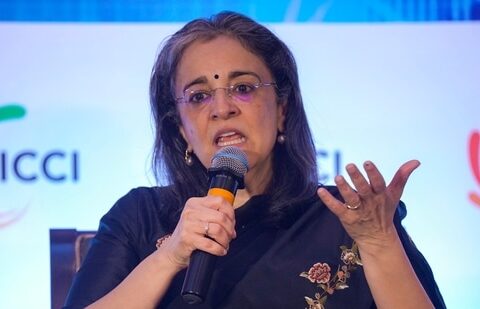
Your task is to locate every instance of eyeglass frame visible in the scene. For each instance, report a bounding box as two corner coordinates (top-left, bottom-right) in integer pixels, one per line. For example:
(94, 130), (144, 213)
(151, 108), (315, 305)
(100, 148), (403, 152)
(174, 81), (277, 105)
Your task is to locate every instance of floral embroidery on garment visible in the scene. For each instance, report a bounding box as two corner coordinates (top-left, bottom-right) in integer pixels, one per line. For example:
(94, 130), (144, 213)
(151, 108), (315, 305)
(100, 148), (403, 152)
(300, 242), (363, 309)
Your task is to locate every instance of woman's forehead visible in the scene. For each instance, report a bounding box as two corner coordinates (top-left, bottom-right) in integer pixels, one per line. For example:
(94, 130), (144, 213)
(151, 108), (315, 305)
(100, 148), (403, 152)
(175, 36), (271, 85)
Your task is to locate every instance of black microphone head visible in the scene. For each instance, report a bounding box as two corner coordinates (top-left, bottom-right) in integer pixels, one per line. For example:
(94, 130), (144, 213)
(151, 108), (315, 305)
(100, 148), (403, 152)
(210, 146), (249, 177)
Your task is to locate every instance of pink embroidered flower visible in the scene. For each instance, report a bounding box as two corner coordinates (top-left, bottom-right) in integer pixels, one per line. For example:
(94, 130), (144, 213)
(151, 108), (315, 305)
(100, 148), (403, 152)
(307, 262), (331, 284)
(301, 242), (363, 309)
(341, 250), (356, 265)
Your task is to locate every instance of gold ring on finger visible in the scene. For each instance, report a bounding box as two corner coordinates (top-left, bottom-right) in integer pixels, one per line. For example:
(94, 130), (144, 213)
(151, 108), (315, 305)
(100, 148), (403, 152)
(345, 202), (361, 210)
(204, 221), (210, 237)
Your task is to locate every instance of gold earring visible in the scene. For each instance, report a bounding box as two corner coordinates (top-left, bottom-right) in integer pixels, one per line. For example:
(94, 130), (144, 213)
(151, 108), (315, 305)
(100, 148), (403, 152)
(185, 149), (194, 166)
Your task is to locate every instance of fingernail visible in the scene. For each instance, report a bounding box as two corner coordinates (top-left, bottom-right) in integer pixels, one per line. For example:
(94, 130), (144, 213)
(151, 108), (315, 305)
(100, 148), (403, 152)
(364, 161), (372, 168)
(346, 164), (355, 172)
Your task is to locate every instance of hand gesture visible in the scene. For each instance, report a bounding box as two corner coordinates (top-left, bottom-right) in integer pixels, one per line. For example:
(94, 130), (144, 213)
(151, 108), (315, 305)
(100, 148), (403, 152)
(318, 160), (420, 250)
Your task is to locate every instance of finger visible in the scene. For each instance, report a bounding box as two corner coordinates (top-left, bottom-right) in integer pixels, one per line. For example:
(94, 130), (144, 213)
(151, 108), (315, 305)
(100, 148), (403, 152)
(195, 236), (228, 256)
(189, 210), (235, 242)
(185, 197), (236, 238)
(193, 220), (232, 254)
(363, 161), (386, 194)
(172, 219), (231, 255)
(345, 163), (372, 197)
(317, 187), (349, 217)
(388, 160), (420, 202)
(213, 197), (236, 223)
(205, 207), (236, 238)
(202, 195), (236, 222)
(202, 221), (233, 249)
(334, 174), (362, 207)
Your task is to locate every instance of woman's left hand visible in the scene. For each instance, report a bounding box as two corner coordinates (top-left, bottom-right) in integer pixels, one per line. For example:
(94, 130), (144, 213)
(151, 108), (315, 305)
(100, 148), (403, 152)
(317, 160), (420, 251)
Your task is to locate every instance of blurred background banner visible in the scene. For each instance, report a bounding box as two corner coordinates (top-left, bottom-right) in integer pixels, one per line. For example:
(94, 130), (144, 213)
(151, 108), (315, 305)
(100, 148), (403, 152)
(1, 1), (479, 308)
(1, 0), (479, 22)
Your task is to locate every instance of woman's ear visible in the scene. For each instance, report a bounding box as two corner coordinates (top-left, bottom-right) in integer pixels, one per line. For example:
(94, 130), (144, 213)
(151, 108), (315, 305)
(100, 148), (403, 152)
(179, 125), (187, 142)
(277, 100), (287, 132)
(179, 126), (192, 151)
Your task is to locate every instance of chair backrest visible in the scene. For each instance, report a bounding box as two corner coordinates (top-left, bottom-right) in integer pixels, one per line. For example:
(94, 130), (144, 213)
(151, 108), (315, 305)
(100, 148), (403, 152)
(50, 229), (96, 309)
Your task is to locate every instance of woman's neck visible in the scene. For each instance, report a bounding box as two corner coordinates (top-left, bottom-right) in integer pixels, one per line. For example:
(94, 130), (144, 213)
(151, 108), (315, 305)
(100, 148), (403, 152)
(232, 159), (273, 209)
(233, 189), (251, 209)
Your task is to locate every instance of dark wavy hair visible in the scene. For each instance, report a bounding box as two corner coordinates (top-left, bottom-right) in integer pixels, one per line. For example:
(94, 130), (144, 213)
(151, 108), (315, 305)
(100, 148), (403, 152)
(150, 11), (318, 225)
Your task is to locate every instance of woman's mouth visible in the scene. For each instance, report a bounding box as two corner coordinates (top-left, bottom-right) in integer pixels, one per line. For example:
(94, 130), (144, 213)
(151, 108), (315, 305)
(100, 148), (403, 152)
(215, 131), (246, 147)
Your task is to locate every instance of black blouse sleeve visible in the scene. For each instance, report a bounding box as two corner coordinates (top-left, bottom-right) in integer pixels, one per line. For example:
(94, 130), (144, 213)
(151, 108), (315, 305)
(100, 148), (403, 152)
(394, 201), (447, 309)
(63, 189), (143, 309)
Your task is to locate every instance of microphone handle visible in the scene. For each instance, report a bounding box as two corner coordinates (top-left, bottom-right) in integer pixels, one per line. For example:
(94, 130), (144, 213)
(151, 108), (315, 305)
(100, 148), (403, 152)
(180, 171), (240, 304)
(181, 250), (217, 304)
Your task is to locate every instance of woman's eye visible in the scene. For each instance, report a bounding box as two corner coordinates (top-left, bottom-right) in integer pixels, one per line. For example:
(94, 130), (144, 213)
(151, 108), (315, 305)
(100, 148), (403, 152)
(188, 91), (210, 104)
(234, 83), (254, 94)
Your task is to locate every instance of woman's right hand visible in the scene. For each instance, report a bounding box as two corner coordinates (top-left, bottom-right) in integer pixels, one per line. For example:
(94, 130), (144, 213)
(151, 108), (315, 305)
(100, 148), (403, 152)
(156, 195), (237, 271)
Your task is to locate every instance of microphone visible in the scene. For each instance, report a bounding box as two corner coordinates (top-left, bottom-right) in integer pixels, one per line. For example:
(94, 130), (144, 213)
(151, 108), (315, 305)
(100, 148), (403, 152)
(181, 146), (249, 305)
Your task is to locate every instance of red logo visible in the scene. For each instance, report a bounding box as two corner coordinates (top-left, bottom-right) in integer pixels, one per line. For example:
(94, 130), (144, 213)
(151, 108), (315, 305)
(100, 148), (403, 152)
(0, 204), (29, 229)
(469, 130), (480, 207)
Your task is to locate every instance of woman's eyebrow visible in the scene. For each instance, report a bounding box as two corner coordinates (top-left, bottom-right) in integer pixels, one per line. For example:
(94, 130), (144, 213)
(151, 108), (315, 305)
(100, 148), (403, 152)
(229, 71), (261, 81)
(183, 76), (208, 92)
(182, 71), (261, 92)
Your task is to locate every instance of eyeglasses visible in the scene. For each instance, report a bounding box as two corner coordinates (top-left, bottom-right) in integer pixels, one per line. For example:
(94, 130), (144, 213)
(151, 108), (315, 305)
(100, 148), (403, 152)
(175, 81), (276, 106)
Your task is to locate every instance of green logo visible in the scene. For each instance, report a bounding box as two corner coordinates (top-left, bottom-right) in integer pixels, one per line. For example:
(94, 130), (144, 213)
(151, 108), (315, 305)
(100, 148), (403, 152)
(0, 104), (27, 122)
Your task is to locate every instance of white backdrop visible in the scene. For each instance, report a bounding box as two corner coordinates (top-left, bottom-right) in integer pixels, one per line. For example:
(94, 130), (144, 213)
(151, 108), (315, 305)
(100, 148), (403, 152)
(0, 23), (479, 308)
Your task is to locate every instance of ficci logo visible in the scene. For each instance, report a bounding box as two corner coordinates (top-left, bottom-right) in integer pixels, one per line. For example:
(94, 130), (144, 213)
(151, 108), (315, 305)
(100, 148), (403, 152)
(469, 130), (480, 207)
(1, 103), (80, 229)
(1, 104), (79, 183)
(1, 104), (28, 229)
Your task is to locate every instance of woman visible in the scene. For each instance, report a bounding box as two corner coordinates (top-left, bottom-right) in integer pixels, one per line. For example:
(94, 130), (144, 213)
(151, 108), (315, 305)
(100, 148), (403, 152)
(65, 11), (445, 308)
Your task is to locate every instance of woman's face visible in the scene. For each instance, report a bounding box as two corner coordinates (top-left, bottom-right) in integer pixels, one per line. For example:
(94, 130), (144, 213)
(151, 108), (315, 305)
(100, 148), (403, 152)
(175, 35), (285, 184)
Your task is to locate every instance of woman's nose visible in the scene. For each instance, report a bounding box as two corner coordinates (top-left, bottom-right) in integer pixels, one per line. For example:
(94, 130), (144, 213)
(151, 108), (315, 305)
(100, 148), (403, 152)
(209, 88), (240, 120)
